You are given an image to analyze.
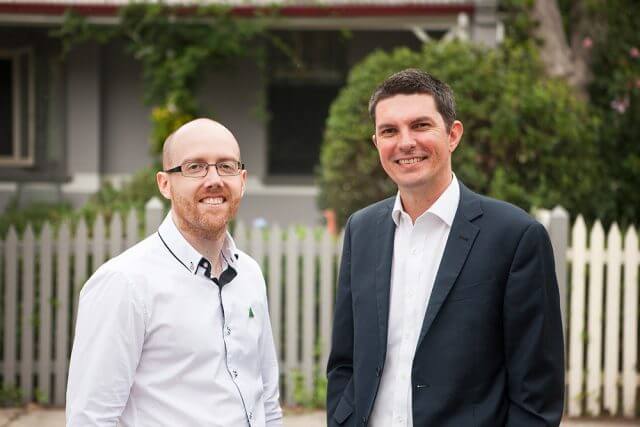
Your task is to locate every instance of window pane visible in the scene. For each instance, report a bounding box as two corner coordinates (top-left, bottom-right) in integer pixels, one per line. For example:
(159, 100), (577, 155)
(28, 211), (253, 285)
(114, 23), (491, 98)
(267, 31), (346, 176)
(0, 58), (13, 157)
(267, 83), (341, 175)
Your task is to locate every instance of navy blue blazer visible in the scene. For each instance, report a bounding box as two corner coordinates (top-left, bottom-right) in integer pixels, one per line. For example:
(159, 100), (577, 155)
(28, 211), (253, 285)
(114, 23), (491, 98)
(326, 181), (564, 426)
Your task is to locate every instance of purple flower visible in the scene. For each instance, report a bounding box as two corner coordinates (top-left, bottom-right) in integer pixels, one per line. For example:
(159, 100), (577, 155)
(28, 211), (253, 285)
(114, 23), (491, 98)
(610, 96), (630, 114)
(630, 47), (640, 58)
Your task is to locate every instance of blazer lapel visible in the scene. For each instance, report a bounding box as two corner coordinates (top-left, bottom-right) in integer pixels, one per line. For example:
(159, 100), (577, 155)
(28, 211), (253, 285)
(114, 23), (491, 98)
(417, 184), (482, 346)
(375, 201), (395, 361)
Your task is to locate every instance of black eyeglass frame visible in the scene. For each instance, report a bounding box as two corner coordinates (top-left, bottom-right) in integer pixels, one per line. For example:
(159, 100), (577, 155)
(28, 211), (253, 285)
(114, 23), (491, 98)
(164, 160), (245, 178)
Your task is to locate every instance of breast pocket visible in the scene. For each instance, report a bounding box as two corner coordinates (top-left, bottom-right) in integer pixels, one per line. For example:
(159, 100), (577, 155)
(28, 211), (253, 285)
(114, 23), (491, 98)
(447, 278), (496, 302)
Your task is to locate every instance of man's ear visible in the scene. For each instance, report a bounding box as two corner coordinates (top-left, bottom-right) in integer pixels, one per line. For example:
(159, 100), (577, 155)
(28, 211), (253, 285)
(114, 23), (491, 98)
(156, 171), (172, 200)
(448, 120), (464, 153)
(372, 134), (377, 147)
(240, 170), (247, 197)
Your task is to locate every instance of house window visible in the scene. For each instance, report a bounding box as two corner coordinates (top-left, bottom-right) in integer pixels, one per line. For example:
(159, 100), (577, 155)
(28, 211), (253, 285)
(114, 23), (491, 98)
(0, 49), (35, 166)
(267, 31), (347, 177)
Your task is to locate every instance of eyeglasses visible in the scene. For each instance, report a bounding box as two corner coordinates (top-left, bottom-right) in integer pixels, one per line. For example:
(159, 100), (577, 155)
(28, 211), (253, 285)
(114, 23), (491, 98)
(164, 160), (245, 178)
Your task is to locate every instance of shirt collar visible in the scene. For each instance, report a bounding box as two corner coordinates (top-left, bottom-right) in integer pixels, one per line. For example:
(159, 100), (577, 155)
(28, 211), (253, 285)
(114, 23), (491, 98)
(157, 212), (239, 275)
(391, 174), (460, 227)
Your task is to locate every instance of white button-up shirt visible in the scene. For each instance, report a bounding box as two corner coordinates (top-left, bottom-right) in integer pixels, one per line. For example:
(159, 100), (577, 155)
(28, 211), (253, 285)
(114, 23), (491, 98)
(370, 175), (460, 427)
(66, 213), (283, 427)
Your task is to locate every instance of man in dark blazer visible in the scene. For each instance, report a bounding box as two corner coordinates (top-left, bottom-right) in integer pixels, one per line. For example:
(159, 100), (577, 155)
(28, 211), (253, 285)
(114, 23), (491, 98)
(327, 69), (564, 426)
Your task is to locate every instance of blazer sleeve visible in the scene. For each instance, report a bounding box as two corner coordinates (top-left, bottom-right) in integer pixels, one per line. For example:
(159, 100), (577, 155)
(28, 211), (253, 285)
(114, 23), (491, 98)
(326, 216), (356, 426)
(504, 221), (565, 426)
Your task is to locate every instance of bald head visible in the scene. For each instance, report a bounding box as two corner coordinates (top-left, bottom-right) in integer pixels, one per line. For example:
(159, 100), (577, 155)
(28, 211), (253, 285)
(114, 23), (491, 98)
(162, 118), (241, 170)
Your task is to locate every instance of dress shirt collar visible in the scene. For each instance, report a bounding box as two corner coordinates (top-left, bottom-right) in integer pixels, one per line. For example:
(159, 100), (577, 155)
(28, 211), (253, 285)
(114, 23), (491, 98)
(157, 212), (239, 275)
(391, 174), (460, 227)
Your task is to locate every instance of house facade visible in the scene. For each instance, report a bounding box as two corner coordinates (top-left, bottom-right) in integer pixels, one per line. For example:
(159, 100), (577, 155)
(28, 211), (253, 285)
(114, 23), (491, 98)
(0, 0), (500, 226)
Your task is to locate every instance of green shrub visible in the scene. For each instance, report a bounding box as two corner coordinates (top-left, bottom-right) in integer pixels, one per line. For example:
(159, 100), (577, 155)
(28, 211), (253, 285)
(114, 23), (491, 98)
(78, 165), (167, 226)
(0, 383), (22, 407)
(318, 41), (605, 227)
(0, 199), (74, 237)
(0, 166), (167, 238)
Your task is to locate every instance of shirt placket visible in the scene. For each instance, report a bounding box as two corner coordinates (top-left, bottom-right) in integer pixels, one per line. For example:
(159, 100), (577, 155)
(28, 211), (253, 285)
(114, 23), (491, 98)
(390, 221), (419, 427)
(399, 221), (428, 427)
(218, 277), (254, 426)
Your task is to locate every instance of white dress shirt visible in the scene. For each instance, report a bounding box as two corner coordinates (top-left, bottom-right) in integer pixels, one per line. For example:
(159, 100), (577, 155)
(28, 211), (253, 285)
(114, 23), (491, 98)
(370, 175), (460, 427)
(66, 213), (283, 427)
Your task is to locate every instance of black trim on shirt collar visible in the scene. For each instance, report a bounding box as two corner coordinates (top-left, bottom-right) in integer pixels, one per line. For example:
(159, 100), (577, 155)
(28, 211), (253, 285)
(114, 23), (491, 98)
(199, 256), (237, 288)
(157, 231), (192, 273)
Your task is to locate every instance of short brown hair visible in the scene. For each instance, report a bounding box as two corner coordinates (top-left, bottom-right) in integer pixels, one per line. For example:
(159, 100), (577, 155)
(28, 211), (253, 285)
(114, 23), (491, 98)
(368, 68), (456, 131)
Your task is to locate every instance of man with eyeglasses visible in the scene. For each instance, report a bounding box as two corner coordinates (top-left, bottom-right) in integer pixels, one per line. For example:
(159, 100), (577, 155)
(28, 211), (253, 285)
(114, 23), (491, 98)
(67, 118), (283, 427)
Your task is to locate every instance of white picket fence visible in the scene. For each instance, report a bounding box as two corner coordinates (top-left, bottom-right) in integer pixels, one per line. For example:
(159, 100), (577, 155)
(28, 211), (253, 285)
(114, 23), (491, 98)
(564, 217), (639, 417)
(0, 199), (638, 419)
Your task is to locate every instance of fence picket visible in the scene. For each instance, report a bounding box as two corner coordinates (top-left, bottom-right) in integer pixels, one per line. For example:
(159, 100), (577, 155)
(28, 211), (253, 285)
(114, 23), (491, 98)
(319, 229), (334, 373)
(302, 230), (316, 395)
(586, 221), (605, 414)
(622, 227), (638, 417)
(54, 223), (71, 405)
(233, 221), (247, 251)
(73, 219), (88, 330)
(285, 226), (299, 404)
(39, 223), (53, 403)
(568, 216), (587, 416)
(250, 225), (265, 268)
(126, 209), (138, 249)
(110, 213), (123, 257)
(145, 198), (164, 237)
(3, 227), (18, 387)
(604, 223), (622, 415)
(267, 225), (282, 360)
(21, 226), (35, 402)
(92, 215), (106, 271)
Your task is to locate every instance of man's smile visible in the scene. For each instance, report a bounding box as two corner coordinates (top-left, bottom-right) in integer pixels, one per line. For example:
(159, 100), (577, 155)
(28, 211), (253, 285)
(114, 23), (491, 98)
(200, 196), (226, 205)
(396, 156), (427, 165)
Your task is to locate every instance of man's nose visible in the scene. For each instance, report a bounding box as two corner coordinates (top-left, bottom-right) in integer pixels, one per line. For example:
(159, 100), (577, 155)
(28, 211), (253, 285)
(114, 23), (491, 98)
(203, 165), (223, 187)
(398, 130), (416, 151)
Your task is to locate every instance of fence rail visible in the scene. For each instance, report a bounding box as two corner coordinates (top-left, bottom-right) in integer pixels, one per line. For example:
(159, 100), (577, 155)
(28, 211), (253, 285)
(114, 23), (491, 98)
(0, 199), (638, 419)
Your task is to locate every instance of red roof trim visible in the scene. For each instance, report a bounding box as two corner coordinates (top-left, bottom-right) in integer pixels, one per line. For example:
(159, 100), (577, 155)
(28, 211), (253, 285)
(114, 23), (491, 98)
(0, 3), (474, 18)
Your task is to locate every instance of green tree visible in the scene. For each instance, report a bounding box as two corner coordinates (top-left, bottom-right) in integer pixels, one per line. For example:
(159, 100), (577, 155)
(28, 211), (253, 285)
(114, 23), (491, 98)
(318, 41), (604, 227)
(585, 0), (640, 226)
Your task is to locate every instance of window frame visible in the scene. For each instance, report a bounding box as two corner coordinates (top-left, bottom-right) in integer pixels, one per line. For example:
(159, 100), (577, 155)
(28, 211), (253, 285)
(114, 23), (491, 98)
(0, 48), (35, 167)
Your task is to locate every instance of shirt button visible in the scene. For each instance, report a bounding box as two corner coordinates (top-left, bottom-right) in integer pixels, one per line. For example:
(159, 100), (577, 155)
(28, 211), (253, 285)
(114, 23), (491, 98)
(232, 369), (238, 378)
(226, 326), (232, 336)
(248, 412), (253, 420)
(411, 248), (417, 255)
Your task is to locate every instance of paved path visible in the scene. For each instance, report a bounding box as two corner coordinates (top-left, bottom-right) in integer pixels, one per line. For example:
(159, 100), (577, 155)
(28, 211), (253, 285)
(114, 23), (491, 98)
(0, 407), (636, 426)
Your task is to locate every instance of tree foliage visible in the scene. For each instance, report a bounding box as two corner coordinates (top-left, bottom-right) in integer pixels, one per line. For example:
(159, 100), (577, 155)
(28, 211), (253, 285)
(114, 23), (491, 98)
(502, 0), (640, 226)
(584, 0), (640, 225)
(318, 41), (605, 227)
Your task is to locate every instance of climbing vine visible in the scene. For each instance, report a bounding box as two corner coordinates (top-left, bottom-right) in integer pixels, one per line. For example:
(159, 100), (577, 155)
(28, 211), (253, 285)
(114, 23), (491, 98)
(54, 2), (275, 156)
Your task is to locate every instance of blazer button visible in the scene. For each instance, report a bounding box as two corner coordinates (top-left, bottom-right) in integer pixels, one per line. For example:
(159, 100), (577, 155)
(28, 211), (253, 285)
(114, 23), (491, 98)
(375, 366), (381, 377)
(361, 416), (367, 425)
